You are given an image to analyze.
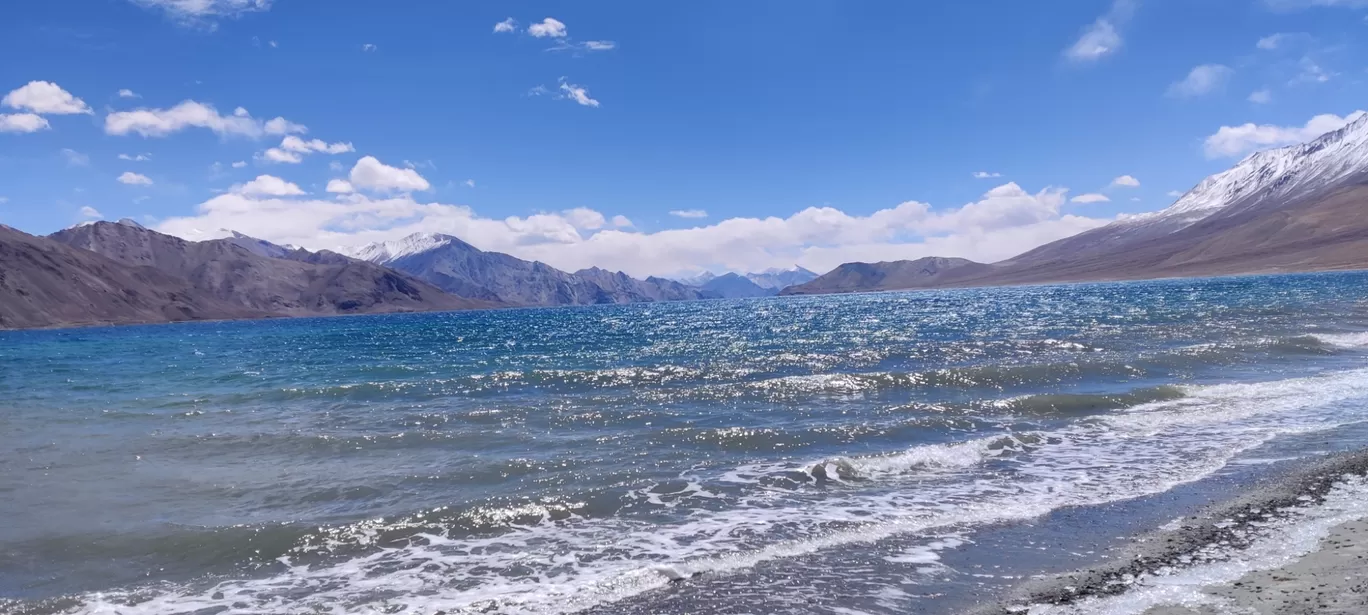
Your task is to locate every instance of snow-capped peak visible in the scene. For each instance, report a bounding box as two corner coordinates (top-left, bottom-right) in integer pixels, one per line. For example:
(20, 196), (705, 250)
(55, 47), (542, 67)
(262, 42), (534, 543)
(1121, 111), (1368, 232)
(346, 232), (475, 264)
(115, 218), (146, 229)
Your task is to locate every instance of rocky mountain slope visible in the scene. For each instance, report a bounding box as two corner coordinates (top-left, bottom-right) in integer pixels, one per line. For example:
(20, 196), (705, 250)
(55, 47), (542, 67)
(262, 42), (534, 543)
(348, 233), (713, 306)
(46, 221), (490, 319)
(698, 273), (773, 298)
(0, 224), (267, 329)
(786, 113), (1368, 295)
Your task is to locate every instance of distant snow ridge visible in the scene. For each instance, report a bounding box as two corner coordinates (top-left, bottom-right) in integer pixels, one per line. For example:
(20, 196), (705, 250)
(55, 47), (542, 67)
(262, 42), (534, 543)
(1124, 111), (1368, 232)
(347, 233), (456, 263)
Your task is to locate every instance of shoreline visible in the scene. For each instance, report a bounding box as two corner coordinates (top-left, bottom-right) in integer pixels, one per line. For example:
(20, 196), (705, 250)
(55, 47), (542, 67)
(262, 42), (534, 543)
(977, 450), (1368, 614)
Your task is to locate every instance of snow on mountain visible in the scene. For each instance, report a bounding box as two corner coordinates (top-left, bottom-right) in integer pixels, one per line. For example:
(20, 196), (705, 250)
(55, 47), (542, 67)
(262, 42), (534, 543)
(115, 218), (146, 229)
(1120, 111), (1368, 233)
(346, 233), (462, 264)
(745, 266), (819, 290)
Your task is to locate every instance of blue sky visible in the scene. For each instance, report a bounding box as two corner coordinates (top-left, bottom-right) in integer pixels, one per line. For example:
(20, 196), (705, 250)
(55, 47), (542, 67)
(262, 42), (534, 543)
(2, 0), (1367, 276)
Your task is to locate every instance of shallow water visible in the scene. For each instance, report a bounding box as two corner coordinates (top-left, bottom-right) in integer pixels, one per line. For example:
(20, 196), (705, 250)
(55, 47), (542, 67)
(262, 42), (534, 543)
(5, 272), (1368, 614)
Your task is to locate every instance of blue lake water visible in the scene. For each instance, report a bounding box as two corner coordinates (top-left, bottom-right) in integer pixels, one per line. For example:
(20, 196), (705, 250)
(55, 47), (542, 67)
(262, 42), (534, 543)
(5, 273), (1368, 614)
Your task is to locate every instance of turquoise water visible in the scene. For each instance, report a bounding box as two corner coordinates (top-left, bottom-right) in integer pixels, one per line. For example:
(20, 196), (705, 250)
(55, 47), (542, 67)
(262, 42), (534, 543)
(5, 273), (1368, 614)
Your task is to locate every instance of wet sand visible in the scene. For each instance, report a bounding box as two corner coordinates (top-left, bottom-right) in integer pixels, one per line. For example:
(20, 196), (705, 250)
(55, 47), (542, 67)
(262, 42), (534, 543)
(978, 451), (1368, 614)
(1144, 517), (1368, 614)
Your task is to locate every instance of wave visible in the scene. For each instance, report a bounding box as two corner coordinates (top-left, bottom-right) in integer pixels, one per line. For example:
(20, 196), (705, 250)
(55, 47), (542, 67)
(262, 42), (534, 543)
(49, 365), (1368, 615)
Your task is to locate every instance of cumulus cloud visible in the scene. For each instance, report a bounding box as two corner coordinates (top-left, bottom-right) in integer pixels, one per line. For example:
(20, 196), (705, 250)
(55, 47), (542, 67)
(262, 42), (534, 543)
(1064, 0), (1136, 64)
(1167, 190), (1184, 198)
(3, 81), (91, 115)
(118, 153), (152, 161)
(1070, 193), (1111, 204)
(361, 43), (377, 52)
(118, 89), (140, 98)
(1166, 64), (1233, 98)
(670, 209), (708, 219)
(528, 17), (568, 38)
(558, 78), (600, 107)
(105, 101), (307, 138)
(231, 160), (247, 168)
(494, 18), (516, 33)
(259, 135), (353, 164)
(348, 156), (431, 192)
(326, 179), (355, 194)
(1110, 175), (1141, 188)
(261, 148), (301, 163)
(232, 174), (304, 196)
(117, 171), (153, 185)
(61, 148), (90, 166)
(1249, 89), (1272, 104)
(1204, 110), (1366, 158)
(154, 182), (1110, 278)
(973, 171), (1002, 179)
(79, 206), (103, 220)
(0, 113), (49, 133)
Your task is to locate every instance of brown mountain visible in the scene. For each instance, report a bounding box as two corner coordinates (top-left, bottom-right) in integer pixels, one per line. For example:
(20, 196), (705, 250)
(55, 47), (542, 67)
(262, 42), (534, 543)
(784, 114), (1368, 296)
(45, 221), (492, 320)
(0, 224), (269, 329)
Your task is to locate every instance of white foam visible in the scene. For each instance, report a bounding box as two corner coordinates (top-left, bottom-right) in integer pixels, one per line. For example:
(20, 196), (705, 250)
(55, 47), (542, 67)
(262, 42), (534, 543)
(1313, 331), (1368, 348)
(60, 367), (1368, 615)
(1024, 475), (1368, 615)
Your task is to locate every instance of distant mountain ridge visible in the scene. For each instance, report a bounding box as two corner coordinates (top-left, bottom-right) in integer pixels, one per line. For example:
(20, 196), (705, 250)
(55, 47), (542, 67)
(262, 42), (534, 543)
(785, 113), (1368, 295)
(677, 266), (819, 298)
(39, 222), (489, 324)
(347, 233), (714, 306)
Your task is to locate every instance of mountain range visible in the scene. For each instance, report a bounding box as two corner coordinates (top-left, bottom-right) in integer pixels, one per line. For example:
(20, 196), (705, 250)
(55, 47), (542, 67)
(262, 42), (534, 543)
(346, 233), (713, 305)
(678, 267), (819, 298)
(785, 113), (1368, 295)
(0, 220), (489, 329)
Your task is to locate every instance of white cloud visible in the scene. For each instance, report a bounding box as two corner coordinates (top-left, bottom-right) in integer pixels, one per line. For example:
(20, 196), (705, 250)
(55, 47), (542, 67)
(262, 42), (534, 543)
(326, 179), (355, 194)
(1249, 89), (1272, 104)
(329, 160), (344, 172)
(231, 160), (247, 168)
(973, 171), (1002, 179)
(261, 148), (302, 163)
(494, 17), (516, 33)
(154, 182), (1108, 278)
(3, 81), (91, 115)
(118, 153), (152, 161)
(1204, 110), (1366, 158)
(269, 40), (277, 48)
(61, 148), (90, 166)
(0, 113), (49, 133)
(118, 89), (141, 99)
(1291, 56), (1332, 84)
(1166, 64), (1233, 98)
(1064, 0), (1135, 64)
(528, 17), (568, 38)
(1167, 190), (1184, 198)
(260, 135), (354, 164)
(1257, 33), (1291, 49)
(232, 174), (304, 196)
(583, 41), (616, 51)
(348, 156), (431, 192)
(1070, 193), (1111, 204)
(1110, 175), (1141, 188)
(79, 206), (103, 220)
(105, 100), (307, 138)
(463, 179), (476, 188)
(361, 43), (377, 52)
(117, 171), (154, 185)
(558, 78), (600, 107)
(127, 0), (272, 25)
(670, 209), (709, 219)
